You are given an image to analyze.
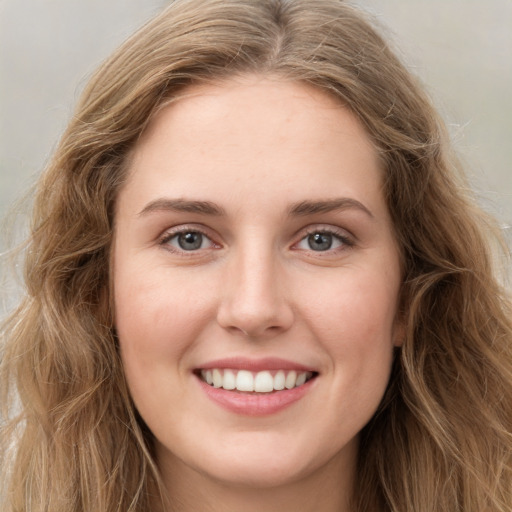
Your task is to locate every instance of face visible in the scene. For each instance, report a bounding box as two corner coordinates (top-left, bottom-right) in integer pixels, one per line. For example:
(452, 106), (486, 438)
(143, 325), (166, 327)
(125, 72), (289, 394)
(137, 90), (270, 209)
(113, 78), (403, 492)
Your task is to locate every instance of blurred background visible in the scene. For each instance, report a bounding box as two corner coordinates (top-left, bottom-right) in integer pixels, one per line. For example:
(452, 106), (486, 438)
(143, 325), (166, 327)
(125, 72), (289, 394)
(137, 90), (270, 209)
(1, 0), (511, 237)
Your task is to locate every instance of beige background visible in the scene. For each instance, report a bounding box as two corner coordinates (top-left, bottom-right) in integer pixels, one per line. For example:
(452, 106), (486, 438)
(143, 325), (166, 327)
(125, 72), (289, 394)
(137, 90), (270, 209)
(1, 0), (511, 230)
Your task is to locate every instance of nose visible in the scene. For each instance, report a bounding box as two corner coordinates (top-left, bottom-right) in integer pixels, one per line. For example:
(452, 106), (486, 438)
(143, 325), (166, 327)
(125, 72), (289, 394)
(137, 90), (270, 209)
(216, 244), (294, 339)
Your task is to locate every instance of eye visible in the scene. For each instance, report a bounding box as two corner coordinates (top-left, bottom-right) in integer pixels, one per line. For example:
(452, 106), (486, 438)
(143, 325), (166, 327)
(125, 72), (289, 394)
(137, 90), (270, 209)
(295, 229), (352, 252)
(161, 229), (215, 252)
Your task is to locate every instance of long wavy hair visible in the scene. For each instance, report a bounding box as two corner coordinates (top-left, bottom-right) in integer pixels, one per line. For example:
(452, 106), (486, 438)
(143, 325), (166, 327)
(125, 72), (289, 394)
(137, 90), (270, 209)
(1, 1), (511, 510)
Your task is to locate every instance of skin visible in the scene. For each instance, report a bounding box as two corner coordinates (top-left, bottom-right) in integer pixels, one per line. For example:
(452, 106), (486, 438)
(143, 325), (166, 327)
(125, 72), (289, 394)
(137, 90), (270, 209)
(113, 76), (403, 512)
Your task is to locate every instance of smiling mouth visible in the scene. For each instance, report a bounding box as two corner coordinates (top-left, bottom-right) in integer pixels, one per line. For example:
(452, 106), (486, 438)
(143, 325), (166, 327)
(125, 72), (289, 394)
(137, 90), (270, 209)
(196, 368), (317, 393)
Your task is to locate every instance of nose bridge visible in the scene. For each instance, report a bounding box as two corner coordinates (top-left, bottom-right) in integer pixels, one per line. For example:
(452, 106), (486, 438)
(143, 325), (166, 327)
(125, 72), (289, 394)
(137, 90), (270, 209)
(217, 234), (293, 337)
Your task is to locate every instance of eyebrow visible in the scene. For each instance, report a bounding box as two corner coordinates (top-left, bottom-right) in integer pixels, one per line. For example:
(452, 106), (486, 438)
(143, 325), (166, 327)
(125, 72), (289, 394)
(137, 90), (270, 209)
(138, 198), (226, 217)
(288, 198), (374, 218)
(137, 197), (373, 219)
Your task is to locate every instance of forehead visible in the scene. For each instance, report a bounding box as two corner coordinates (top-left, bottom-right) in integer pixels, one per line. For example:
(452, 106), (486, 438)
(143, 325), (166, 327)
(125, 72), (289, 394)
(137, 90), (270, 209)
(121, 77), (385, 218)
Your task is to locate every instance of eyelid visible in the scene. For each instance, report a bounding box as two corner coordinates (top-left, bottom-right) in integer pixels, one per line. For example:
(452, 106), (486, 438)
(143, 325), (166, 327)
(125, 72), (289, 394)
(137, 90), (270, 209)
(156, 223), (355, 256)
(158, 224), (222, 252)
(291, 224), (355, 252)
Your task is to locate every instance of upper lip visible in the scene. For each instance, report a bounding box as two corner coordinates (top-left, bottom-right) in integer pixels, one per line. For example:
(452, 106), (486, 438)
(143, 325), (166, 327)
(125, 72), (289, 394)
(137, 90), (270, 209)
(196, 357), (317, 373)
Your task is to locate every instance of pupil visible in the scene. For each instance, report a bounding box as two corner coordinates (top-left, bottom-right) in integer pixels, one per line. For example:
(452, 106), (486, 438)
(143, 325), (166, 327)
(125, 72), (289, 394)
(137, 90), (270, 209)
(308, 233), (332, 251)
(178, 232), (202, 250)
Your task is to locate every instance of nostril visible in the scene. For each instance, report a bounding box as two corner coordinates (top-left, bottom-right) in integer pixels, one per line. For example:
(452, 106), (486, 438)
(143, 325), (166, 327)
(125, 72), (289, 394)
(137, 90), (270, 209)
(227, 323), (285, 339)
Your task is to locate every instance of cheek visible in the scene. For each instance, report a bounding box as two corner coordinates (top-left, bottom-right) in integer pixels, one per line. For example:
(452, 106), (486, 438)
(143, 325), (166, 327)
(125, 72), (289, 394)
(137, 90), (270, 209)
(113, 264), (213, 378)
(283, 266), (400, 459)
(113, 266), (218, 426)
(303, 268), (399, 342)
(295, 264), (400, 387)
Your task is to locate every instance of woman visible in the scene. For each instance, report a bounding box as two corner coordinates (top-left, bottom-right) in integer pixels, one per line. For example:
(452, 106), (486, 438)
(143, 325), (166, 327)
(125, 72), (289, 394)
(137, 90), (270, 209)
(1, 1), (511, 511)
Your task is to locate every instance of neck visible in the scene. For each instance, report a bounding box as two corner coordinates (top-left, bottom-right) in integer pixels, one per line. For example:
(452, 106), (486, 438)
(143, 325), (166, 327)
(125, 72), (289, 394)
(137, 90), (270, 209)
(157, 446), (357, 512)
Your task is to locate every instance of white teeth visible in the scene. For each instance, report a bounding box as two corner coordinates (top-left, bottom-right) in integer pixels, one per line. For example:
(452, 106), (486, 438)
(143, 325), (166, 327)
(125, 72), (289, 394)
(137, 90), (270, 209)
(295, 372), (307, 387)
(212, 369), (223, 388)
(223, 369), (236, 390)
(254, 371), (274, 393)
(274, 370), (285, 391)
(200, 369), (313, 392)
(285, 370), (297, 389)
(236, 370), (254, 391)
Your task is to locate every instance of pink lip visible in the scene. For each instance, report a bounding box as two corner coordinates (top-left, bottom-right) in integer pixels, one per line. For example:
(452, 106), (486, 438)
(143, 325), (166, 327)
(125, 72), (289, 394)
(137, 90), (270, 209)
(197, 356), (316, 372)
(194, 357), (319, 416)
(197, 378), (315, 416)
(195, 375), (317, 418)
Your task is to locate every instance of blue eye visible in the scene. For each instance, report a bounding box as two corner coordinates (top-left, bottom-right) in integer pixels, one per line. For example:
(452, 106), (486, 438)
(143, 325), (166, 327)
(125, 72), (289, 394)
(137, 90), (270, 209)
(307, 233), (335, 251)
(296, 230), (348, 252)
(163, 230), (213, 251)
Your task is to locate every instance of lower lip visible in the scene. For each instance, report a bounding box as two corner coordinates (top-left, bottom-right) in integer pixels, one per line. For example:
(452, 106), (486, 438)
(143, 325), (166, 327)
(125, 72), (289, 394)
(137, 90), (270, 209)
(196, 376), (316, 416)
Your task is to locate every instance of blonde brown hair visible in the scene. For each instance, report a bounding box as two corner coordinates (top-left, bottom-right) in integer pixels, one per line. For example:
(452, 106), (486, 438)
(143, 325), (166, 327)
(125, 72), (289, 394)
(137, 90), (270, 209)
(2, 1), (511, 510)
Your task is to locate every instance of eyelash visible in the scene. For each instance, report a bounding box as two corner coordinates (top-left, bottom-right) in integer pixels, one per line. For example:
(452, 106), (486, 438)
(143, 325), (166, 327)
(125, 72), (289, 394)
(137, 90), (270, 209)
(295, 227), (355, 253)
(159, 225), (217, 254)
(158, 225), (355, 255)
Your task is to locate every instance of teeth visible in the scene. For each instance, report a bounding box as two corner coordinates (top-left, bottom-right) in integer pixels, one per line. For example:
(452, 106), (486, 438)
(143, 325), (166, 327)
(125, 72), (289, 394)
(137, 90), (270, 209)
(212, 369), (223, 388)
(236, 370), (254, 392)
(285, 370), (297, 389)
(223, 369), (236, 390)
(200, 369), (313, 392)
(274, 370), (285, 390)
(254, 371), (274, 392)
(295, 372), (307, 387)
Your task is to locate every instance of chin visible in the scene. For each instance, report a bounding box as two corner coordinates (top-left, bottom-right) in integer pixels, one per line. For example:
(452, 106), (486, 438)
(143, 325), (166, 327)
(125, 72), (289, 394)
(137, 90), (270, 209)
(187, 431), (352, 491)
(201, 456), (311, 489)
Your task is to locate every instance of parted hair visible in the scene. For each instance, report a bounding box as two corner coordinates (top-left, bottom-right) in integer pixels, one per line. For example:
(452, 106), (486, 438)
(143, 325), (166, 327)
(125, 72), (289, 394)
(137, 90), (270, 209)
(1, 1), (511, 510)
